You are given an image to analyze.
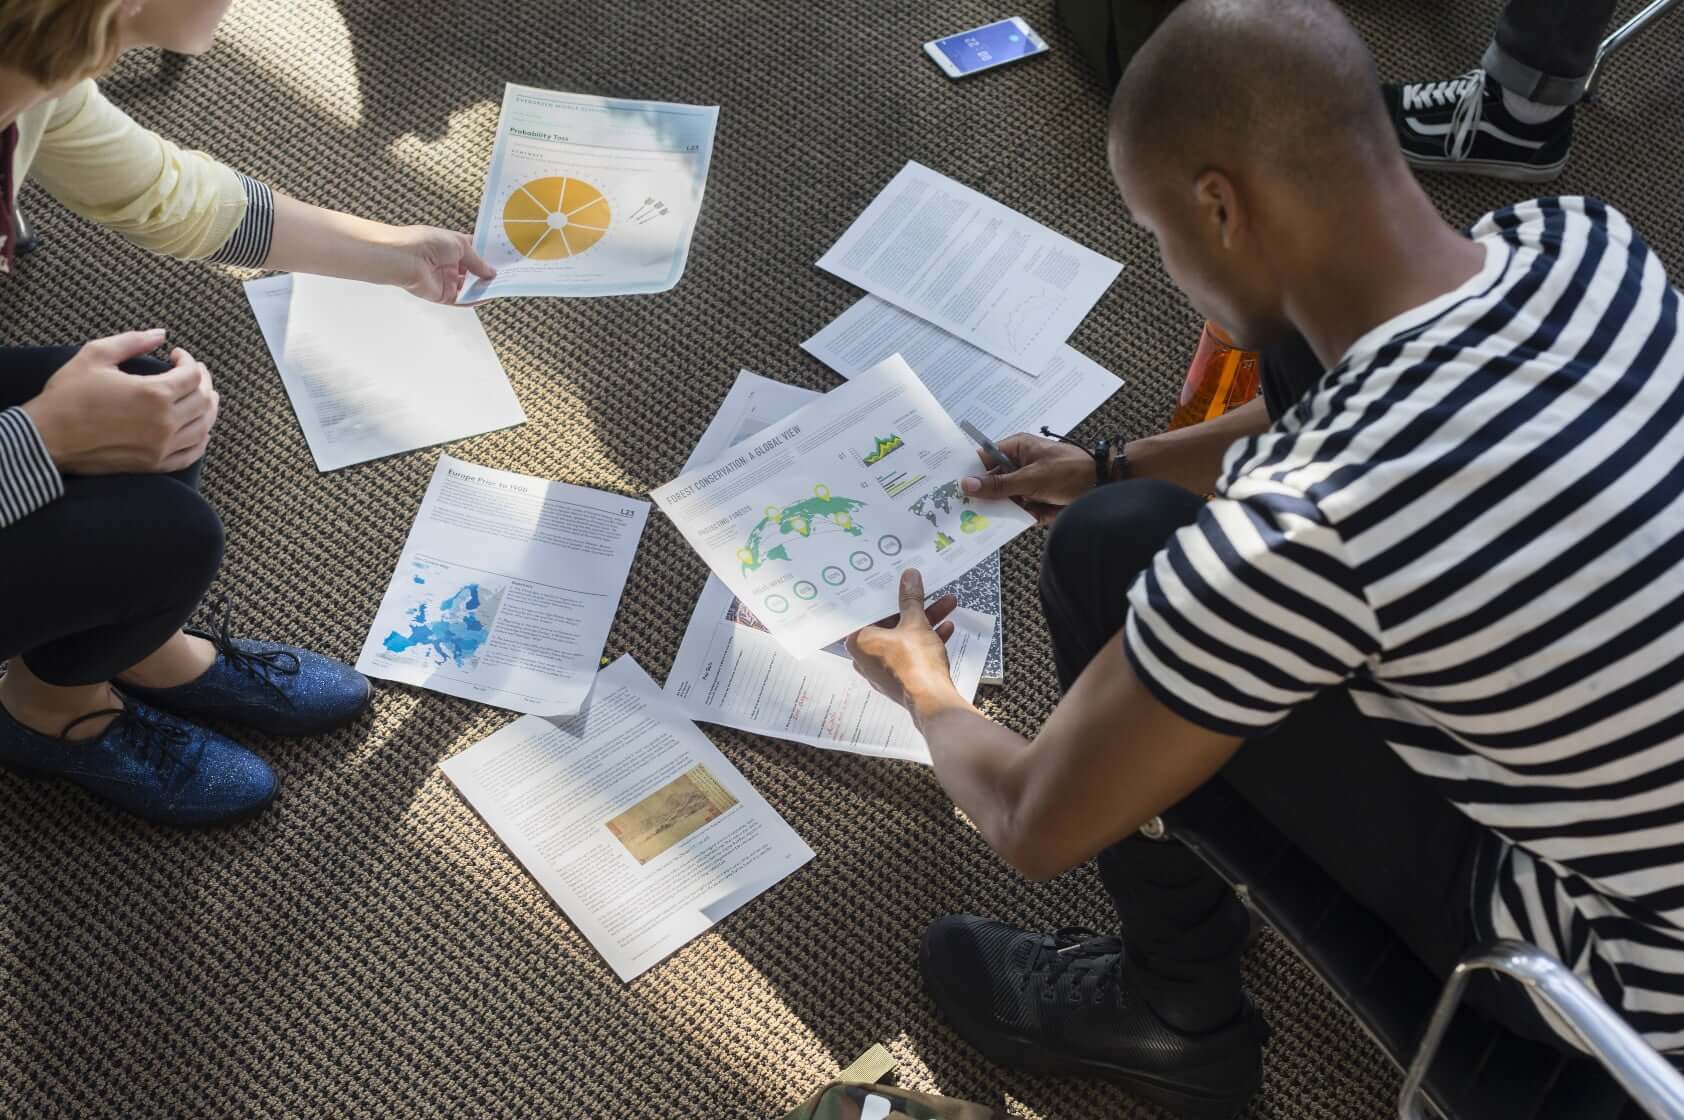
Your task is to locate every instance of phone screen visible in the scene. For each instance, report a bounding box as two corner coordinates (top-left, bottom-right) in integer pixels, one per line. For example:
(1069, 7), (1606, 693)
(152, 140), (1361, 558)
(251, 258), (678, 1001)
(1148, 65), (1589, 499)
(929, 18), (1047, 76)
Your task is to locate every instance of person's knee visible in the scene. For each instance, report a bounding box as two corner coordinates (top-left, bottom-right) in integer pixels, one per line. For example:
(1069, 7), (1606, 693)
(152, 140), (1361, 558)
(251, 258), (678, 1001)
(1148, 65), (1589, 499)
(1043, 480), (1204, 586)
(101, 476), (225, 596)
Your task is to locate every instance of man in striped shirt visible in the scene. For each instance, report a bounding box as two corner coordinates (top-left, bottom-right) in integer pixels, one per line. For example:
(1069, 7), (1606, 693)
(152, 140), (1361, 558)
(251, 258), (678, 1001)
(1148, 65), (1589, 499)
(844, 0), (1684, 1113)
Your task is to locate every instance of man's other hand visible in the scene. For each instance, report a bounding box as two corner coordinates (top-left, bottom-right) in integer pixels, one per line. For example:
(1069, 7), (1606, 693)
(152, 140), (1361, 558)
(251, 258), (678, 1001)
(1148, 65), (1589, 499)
(960, 433), (1095, 524)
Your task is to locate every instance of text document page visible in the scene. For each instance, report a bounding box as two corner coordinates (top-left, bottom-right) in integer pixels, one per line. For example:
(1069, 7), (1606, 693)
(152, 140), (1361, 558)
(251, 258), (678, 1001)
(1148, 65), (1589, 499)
(441, 655), (812, 981)
(802, 294), (1122, 441)
(816, 162), (1122, 376)
(245, 273), (525, 472)
(358, 455), (647, 715)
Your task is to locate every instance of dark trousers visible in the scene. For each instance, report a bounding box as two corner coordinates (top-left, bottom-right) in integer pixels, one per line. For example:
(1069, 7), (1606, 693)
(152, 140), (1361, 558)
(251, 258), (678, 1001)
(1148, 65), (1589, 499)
(1486, 0), (1620, 104)
(0, 346), (223, 687)
(1042, 479), (1564, 1048)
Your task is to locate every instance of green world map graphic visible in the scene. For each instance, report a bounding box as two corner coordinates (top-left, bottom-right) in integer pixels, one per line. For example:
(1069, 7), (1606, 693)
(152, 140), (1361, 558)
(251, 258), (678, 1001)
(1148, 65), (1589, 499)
(737, 484), (868, 574)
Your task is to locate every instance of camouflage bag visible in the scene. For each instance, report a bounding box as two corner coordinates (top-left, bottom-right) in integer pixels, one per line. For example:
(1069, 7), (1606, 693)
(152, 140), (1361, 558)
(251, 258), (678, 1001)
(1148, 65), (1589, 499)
(780, 1081), (1019, 1120)
(780, 1045), (1022, 1120)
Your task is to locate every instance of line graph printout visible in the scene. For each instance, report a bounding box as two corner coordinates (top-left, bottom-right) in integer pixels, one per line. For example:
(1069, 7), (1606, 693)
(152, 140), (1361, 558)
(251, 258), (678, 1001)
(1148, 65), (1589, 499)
(357, 455), (649, 716)
(459, 85), (718, 301)
(816, 162), (1122, 377)
(653, 355), (1034, 658)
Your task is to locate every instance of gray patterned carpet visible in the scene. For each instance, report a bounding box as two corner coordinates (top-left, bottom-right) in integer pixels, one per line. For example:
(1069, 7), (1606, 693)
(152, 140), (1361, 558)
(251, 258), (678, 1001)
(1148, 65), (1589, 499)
(3, 0), (1682, 1115)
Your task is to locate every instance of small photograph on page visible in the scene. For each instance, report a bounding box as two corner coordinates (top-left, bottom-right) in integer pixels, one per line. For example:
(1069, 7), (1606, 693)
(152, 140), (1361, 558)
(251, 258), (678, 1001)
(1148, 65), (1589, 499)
(605, 765), (740, 865)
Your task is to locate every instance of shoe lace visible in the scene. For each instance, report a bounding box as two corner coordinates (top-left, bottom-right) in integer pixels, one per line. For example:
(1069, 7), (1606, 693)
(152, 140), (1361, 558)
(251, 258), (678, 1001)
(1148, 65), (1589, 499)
(205, 597), (299, 708)
(1022, 927), (1123, 1004)
(1445, 68), (1487, 160)
(62, 704), (191, 770)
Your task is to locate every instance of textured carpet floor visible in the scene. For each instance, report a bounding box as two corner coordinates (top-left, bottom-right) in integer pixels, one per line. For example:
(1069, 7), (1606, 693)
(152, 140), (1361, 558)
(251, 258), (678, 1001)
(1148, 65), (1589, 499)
(3, 0), (1683, 1115)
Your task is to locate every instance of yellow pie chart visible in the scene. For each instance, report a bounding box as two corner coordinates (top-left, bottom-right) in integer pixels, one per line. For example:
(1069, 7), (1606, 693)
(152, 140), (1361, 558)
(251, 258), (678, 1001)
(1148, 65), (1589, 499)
(501, 177), (612, 260)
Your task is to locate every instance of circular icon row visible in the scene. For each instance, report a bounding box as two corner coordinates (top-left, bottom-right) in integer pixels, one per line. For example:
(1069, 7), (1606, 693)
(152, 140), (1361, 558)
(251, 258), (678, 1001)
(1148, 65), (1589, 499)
(760, 534), (907, 615)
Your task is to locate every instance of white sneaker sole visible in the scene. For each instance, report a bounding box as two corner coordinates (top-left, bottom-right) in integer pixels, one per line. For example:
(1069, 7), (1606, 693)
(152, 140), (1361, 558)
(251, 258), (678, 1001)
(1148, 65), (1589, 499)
(1403, 150), (1568, 184)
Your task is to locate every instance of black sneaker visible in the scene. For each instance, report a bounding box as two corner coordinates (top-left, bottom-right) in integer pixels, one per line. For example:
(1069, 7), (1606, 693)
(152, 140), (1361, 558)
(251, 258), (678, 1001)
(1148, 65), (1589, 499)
(921, 915), (1267, 1120)
(1384, 69), (1573, 182)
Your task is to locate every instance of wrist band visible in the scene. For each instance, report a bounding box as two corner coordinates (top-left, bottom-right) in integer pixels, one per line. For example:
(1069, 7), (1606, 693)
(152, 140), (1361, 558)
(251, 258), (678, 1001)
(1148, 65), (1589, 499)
(1039, 425), (1131, 489)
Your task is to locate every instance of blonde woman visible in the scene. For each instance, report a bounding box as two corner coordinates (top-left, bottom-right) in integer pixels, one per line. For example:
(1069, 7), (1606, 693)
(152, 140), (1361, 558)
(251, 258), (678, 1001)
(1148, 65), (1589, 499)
(0, 0), (494, 826)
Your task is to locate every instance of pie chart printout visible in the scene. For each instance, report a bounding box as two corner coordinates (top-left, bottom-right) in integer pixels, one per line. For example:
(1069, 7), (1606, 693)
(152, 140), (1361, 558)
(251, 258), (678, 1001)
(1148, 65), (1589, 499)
(502, 177), (612, 260)
(460, 86), (718, 300)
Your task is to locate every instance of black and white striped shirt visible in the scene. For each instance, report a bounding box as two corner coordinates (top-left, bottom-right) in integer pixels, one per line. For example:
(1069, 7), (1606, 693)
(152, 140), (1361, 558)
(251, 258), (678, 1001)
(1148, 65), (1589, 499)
(1127, 197), (1684, 1052)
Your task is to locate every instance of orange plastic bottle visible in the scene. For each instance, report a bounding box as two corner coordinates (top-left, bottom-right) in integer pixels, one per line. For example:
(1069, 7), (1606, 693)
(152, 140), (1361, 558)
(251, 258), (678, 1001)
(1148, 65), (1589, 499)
(1168, 322), (1260, 430)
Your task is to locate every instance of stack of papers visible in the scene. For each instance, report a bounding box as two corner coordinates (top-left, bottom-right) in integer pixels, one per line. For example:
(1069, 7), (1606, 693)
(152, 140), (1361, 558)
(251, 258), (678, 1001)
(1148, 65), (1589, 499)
(662, 370), (997, 763)
(682, 370), (1006, 681)
(652, 354), (1033, 659)
(357, 455), (648, 716)
(442, 655), (812, 981)
(666, 574), (992, 766)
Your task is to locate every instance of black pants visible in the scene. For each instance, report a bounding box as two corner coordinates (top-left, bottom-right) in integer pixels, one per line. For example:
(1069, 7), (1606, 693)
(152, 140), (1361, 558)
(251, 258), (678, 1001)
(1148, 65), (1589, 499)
(1045, 480), (1569, 1049)
(0, 346), (223, 687)
(1486, 0), (1619, 104)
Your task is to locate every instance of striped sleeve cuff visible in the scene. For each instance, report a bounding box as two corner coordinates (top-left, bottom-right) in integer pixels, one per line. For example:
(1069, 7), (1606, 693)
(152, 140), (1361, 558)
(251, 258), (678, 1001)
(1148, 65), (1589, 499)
(207, 173), (275, 268)
(0, 407), (64, 528)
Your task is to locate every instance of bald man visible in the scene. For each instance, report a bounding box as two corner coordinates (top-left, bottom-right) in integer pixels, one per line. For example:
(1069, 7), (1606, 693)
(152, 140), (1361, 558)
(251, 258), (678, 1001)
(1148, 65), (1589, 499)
(843, 0), (1684, 1113)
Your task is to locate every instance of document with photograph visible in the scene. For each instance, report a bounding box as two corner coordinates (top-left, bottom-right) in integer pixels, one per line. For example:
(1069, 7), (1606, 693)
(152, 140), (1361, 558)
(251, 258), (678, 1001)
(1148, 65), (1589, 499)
(685, 369), (1004, 680)
(459, 84), (718, 301)
(665, 575), (991, 765)
(441, 656), (812, 981)
(653, 355), (1035, 658)
(244, 273), (525, 472)
(816, 162), (1122, 376)
(357, 455), (648, 716)
(802, 294), (1123, 442)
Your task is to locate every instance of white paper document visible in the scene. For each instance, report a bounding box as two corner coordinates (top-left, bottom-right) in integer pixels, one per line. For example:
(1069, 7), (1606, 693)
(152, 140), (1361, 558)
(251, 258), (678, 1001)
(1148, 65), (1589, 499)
(652, 355), (1035, 658)
(243, 274), (525, 472)
(665, 575), (991, 765)
(459, 84), (718, 301)
(816, 162), (1123, 376)
(803, 295), (1123, 441)
(440, 655), (812, 981)
(358, 455), (648, 715)
(683, 369), (1005, 680)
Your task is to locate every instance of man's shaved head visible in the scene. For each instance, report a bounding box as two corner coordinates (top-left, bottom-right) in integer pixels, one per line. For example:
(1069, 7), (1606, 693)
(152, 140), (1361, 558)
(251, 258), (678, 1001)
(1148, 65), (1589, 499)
(1110, 0), (1392, 187)
(1105, 0), (1410, 353)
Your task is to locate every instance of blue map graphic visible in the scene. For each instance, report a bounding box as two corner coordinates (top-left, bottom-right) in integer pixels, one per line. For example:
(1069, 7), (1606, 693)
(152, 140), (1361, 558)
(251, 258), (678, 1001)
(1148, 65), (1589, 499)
(383, 567), (507, 668)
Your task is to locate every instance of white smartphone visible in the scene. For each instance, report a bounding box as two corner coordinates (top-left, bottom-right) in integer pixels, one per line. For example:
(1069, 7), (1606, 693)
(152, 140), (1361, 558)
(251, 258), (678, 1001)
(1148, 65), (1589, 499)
(924, 16), (1049, 79)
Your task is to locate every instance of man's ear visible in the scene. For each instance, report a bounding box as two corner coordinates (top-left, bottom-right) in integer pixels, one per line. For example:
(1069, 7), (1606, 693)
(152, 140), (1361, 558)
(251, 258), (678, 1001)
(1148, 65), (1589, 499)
(1194, 170), (1244, 251)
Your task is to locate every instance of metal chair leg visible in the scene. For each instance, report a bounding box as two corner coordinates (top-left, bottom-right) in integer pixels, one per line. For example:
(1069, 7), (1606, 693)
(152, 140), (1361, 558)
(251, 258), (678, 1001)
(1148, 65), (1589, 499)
(1398, 940), (1684, 1120)
(1585, 0), (1684, 100)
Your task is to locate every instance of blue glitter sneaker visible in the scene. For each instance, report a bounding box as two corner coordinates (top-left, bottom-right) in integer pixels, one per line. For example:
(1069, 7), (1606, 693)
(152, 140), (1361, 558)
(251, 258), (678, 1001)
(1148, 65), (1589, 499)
(0, 697), (277, 827)
(120, 600), (373, 737)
